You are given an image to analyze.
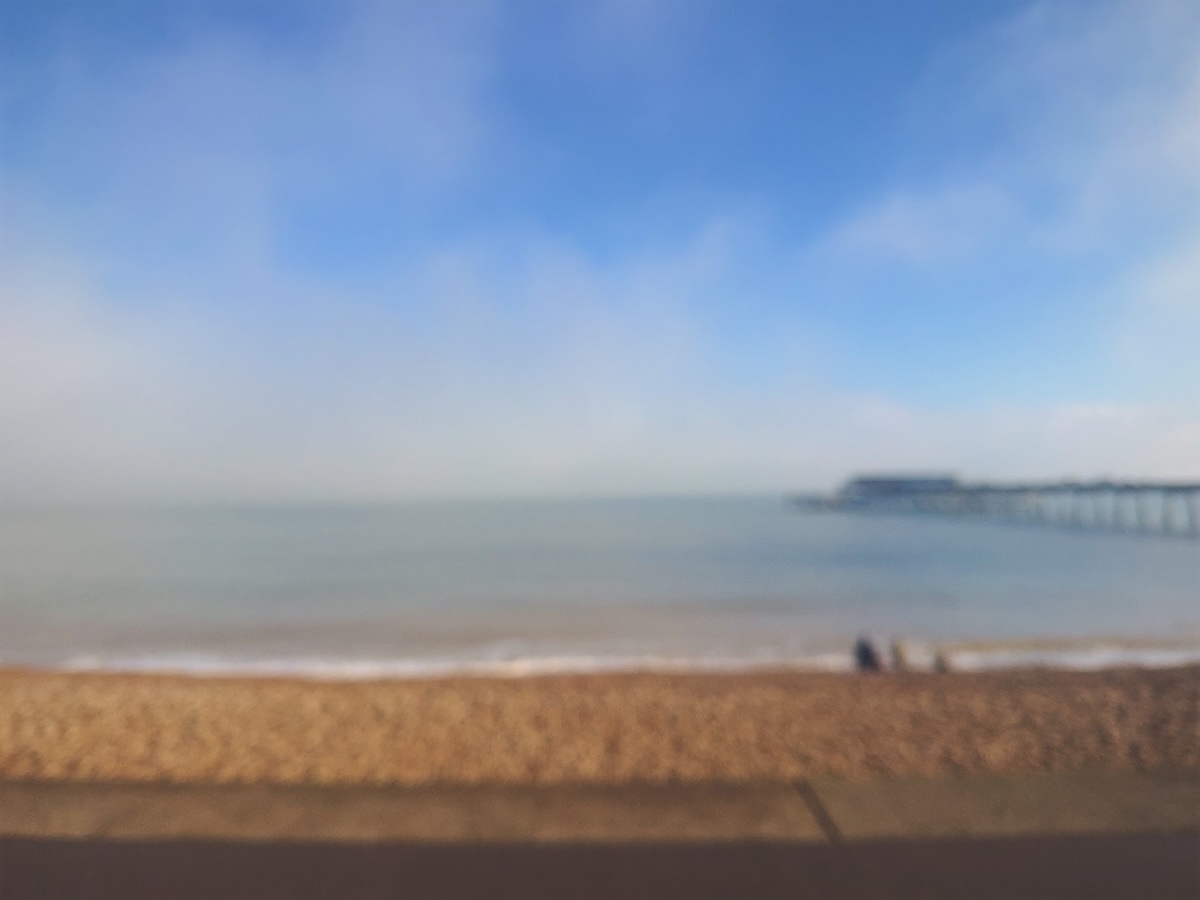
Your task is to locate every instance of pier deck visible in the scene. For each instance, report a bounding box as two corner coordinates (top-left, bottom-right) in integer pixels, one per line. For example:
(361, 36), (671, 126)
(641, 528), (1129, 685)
(796, 479), (1200, 537)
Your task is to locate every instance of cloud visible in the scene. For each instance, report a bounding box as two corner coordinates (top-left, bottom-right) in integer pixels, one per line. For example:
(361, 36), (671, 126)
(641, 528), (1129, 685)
(6, 214), (1198, 503)
(2, 0), (1199, 503)
(820, 184), (1021, 267)
(1, 0), (498, 277)
(828, 0), (1200, 254)
(0, 213), (776, 501)
(1132, 235), (1200, 316)
(805, 0), (1200, 392)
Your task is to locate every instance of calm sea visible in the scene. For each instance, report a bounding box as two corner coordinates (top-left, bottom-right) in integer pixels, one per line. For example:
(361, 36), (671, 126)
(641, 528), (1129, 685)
(2, 497), (1198, 675)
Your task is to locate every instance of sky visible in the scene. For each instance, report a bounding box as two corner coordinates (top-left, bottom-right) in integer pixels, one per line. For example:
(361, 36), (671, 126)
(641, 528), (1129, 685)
(1, 0), (1199, 503)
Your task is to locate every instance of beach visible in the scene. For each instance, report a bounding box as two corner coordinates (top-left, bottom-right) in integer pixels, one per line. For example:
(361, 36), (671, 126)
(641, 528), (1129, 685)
(2, 665), (1197, 786)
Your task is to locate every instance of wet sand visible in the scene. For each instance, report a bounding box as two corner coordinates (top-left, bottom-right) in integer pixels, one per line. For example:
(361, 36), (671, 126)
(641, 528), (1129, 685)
(1, 665), (1197, 786)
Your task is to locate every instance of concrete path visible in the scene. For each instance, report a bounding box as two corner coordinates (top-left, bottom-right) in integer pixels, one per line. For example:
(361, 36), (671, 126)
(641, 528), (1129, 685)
(807, 769), (1200, 841)
(3, 833), (1197, 899)
(3, 774), (1197, 899)
(2, 770), (1197, 844)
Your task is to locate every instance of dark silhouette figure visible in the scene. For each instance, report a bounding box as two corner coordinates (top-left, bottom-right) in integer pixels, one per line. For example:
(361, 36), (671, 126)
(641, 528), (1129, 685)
(854, 635), (882, 672)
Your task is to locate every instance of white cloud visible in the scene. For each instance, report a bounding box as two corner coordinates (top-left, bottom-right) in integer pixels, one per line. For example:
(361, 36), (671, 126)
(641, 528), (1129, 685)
(820, 184), (1020, 266)
(830, 0), (1200, 254)
(812, 0), (1200, 391)
(3, 0), (1200, 503)
(1133, 235), (1200, 316)
(2, 0), (498, 272)
(0, 215), (770, 501)
(6, 212), (1198, 504)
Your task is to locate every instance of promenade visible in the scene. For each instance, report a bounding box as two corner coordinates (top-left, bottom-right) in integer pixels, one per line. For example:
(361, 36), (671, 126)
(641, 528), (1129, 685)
(3, 771), (1197, 898)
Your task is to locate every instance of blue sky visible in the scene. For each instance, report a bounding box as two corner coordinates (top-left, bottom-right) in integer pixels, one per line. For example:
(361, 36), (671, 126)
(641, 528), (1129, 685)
(2, 0), (1198, 501)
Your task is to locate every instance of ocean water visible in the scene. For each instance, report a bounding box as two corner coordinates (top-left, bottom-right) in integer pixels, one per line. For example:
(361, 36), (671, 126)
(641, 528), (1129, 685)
(1, 496), (1198, 675)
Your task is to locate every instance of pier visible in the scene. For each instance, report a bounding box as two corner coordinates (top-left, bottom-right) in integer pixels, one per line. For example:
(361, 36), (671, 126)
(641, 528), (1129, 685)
(796, 476), (1200, 538)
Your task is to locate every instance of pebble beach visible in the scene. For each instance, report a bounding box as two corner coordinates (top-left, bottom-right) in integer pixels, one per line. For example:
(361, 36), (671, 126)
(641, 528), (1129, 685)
(2, 665), (1197, 786)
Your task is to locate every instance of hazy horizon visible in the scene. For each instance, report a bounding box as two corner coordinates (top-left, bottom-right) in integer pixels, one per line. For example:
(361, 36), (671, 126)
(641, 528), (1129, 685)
(3, 0), (1199, 504)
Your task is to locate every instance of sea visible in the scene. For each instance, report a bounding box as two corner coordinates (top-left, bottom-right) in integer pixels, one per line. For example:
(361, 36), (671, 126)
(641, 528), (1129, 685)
(2, 496), (1198, 676)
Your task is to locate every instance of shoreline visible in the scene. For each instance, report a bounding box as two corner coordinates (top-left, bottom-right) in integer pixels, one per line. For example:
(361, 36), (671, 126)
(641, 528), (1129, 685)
(12, 634), (1200, 680)
(2, 664), (1197, 786)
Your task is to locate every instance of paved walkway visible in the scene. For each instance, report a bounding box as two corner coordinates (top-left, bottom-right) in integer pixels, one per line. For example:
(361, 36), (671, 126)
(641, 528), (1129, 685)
(2, 770), (1197, 844)
(4, 832), (1197, 899)
(3, 772), (1197, 899)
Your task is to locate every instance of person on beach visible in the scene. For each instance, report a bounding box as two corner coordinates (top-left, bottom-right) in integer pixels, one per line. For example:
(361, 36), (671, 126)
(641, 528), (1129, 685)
(854, 635), (882, 672)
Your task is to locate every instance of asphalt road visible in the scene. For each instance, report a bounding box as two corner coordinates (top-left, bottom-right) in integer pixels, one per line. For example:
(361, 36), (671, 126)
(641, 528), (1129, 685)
(2, 832), (1197, 899)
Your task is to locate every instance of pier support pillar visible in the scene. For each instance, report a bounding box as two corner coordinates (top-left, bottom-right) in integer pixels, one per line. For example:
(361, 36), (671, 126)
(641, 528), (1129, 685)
(1104, 491), (1118, 528)
(1135, 491), (1153, 533)
(1121, 492), (1138, 531)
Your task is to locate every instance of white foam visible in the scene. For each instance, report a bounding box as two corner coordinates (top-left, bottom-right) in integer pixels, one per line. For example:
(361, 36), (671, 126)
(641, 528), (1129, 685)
(943, 644), (1200, 672)
(58, 650), (857, 680)
(45, 640), (1200, 679)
